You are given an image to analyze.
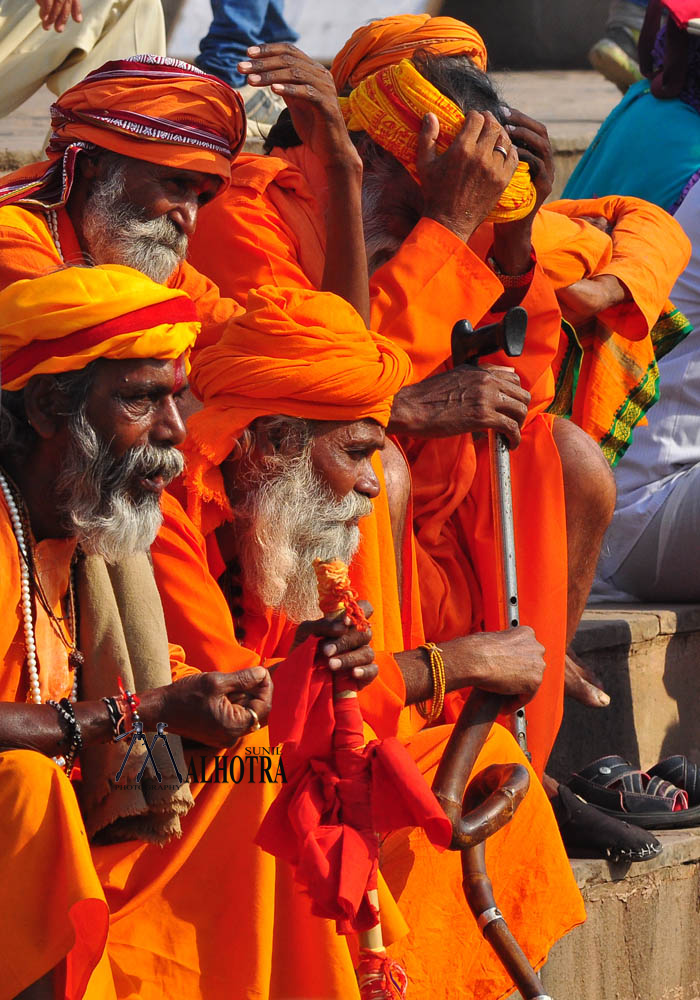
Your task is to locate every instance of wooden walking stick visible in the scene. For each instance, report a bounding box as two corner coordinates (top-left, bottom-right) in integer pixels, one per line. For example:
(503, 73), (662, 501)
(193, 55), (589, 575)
(432, 689), (552, 999)
(451, 307), (531, 760)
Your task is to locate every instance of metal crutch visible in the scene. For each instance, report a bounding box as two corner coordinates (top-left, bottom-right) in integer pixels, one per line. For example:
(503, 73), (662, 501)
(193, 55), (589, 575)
(451, 306), (531, 760)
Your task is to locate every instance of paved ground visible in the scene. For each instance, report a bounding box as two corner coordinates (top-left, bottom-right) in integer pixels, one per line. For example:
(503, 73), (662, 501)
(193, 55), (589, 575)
(0, 68), (622, 176)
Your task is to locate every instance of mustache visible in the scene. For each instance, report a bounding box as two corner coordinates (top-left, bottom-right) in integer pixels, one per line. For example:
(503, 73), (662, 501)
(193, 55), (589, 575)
(122, 213), (189, 257)
(115, 441), (184, 491)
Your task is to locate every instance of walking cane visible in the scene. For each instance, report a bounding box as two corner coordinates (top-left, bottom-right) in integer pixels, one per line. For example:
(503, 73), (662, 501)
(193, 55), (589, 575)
(451, 306), (531, 761)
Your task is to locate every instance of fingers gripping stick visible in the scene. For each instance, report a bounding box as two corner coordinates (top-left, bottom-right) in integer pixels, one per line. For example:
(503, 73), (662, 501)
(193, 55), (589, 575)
(450, 308), (530, 761)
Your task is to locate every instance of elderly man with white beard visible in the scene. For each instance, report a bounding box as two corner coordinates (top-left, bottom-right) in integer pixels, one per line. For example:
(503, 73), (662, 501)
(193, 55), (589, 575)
(0, 266), (396, 1000)
(150, 282), (586, 1000)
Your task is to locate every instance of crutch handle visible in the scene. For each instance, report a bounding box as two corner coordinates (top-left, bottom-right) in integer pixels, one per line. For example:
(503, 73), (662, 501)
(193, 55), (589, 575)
(451, 307), (527, 367)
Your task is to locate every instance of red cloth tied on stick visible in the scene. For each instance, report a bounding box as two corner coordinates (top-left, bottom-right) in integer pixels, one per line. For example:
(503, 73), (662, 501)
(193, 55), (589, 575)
(256, 564), (451, 935)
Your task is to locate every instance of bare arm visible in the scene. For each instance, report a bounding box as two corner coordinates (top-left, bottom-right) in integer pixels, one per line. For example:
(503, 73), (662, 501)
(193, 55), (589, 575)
(0, 667), (274, 754)
(239, 43), (370, 323)
(395, 626), (546, 713)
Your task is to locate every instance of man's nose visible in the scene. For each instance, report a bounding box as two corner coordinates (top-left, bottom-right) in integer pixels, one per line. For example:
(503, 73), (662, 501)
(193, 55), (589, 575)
(152, 396), (187, 447)
(169, 196), (198, 237)
(356, 464), (380, 499)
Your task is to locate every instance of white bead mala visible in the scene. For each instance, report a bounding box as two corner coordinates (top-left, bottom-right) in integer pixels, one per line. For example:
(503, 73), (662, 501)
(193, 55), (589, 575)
(0, 470), (78, 705)
(45, 208), (64, 262)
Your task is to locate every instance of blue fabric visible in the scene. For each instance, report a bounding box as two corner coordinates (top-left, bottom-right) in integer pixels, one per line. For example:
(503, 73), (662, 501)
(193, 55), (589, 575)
(197, 0), (298, 87)
(563, 79), (700, 211)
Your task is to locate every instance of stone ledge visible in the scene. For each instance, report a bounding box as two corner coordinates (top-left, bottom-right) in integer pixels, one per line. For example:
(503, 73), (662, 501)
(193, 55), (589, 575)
(573, 603), (700, 654)
(570, 827), (700, 890)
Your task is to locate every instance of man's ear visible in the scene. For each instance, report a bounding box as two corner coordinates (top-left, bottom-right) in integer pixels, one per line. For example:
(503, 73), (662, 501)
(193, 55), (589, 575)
(22, 375), (67, 439)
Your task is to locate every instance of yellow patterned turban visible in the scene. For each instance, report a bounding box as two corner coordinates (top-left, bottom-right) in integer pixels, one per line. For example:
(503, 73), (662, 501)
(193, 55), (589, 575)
(0, 264), (199, 391)
(339, 58), (536, 224)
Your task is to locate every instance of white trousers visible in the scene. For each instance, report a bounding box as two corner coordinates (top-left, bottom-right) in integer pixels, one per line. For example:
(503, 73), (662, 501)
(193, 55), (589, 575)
(0, 0), (165, 117)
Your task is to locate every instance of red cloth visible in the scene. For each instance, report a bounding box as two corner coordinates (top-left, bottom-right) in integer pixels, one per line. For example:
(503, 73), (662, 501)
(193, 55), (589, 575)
(256, 638), (452, 934)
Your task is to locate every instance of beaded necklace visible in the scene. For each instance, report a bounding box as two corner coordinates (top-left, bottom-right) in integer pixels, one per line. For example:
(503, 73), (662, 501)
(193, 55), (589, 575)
(0, 469), (80, 704)
(44, 208), (64, 262)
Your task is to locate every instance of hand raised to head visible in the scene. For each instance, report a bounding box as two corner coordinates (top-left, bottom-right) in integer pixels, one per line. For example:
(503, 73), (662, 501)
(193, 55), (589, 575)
(418, 110), (518, 244)
(238, 43), (361, 172)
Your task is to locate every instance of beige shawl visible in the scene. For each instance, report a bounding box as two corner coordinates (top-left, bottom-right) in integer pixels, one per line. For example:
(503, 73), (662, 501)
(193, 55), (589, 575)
(76, 551), (194, 845)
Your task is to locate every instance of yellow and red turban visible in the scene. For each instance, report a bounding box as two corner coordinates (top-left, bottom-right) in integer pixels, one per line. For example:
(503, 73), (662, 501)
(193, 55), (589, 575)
(331, 14), (487, 92)
(0, 56), (246, 210)
(340, 58), (536, 223)
(0, 264), (199, 391)
(184, 285), (412, 533)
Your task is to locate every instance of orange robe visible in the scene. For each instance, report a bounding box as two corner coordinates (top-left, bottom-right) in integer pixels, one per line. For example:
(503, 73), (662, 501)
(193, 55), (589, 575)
(0, 493), (406, 999)
(188, 149), (688, 775)
(0, 203), (241, 355)
(151, 491), (586, 1000)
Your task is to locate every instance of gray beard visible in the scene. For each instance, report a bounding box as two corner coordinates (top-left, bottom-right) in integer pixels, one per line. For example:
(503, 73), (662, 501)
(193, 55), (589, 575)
(55, 410), (184, 563)
(233, 447), (373, 623)
(81, 158), (188, 283)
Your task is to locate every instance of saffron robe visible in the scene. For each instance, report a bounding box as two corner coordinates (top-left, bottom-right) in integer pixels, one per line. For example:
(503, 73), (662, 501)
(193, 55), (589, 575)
(151, 491), (587, 1000)
(188, 147), (688, 774)
(0, 493), (407, 999)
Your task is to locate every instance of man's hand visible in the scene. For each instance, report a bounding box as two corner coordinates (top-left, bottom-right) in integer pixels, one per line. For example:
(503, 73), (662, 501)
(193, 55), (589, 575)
(418, 110), (518, 244)
(36, 0), (82, 31)
(492, 108), (554, 274)
(388, 365), (530, 447)
(158, 668), (273, 748)
(453, 626), (546, 712)
(557, 274), (628, 327)
(292, 601), (378, 689)
(238, 43), (361, 173)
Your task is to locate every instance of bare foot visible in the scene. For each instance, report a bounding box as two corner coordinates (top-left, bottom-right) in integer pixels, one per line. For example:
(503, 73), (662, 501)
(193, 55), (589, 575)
(565, 649), (610, 707)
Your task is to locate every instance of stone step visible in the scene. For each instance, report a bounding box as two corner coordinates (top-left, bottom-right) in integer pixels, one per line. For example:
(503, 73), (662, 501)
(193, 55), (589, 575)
(549, 604), (700, 782)
(535, 827), (700, 1000)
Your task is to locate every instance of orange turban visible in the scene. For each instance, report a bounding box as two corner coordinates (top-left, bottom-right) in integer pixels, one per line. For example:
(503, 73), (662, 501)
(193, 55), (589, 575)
(340, 59), (536, 223)
(0, 56), (246, 210)
(0, 264), (199, 391)
(331, 14), (487, 92)
(184, 285), (412, 533)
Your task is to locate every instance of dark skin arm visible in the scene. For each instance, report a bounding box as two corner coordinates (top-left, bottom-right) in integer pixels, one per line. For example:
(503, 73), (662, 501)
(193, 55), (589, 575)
(0, 668), (273, 755)
(492, 107), (554, 274)
(238, 42), (370, 324)
(396, 626), (546, 714)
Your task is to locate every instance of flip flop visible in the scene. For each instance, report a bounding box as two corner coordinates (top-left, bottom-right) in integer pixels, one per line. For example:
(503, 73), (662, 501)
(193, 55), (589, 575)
(566, 755), (700, 829)
(648, 755), (700, 807)
(552, 785), (662, 863)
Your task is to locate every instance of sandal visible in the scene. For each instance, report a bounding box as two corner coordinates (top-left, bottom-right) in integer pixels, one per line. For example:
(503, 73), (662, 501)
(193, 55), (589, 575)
(648, 755), (700, 807)
(566, 755), (700, 829)
(552, 784), (663, 862)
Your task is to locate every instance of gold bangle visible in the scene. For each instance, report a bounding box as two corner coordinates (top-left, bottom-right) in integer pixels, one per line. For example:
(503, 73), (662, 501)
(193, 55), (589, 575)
(416, 642), (446, 723)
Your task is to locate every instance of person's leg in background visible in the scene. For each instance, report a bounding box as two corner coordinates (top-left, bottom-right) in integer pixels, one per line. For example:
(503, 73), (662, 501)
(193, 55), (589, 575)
(589, 0), (648, 91)
(196, 0), (298, 136)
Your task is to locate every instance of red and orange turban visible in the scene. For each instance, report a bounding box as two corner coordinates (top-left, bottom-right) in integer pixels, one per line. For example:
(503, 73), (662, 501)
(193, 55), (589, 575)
(331, 14), (487, 92)
(0, 56), (246, 210)
(339, 58), (536, 223)
(184, 285), (412, 533)
(0, 264), (199, 391)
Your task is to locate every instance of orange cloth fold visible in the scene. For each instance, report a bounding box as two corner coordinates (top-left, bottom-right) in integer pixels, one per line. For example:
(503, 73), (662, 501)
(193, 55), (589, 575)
(0, 264), (198, 390)
(184, 284), (412, 534)
(0, 56), (245, 211)
(339, 59), (536, 221)
(331, 14), (487, 91)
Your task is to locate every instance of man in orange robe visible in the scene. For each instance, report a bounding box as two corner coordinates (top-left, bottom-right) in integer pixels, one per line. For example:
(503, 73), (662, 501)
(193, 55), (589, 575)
(188, 20), (689, 776)
(148, 283), (586, 1000)
(0, 266), (409, 1000)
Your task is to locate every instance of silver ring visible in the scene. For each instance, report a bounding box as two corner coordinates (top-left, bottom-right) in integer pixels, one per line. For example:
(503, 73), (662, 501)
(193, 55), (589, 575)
(477, 906), (504, 932)
(247, 707), (261, 732)
(493, 144), (509, 159)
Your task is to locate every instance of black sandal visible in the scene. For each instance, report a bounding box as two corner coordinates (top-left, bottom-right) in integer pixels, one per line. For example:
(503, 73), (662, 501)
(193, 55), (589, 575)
(648, 755), (700, 807)
(567, 755), (700, 830)
(552, 784), (663, 862)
